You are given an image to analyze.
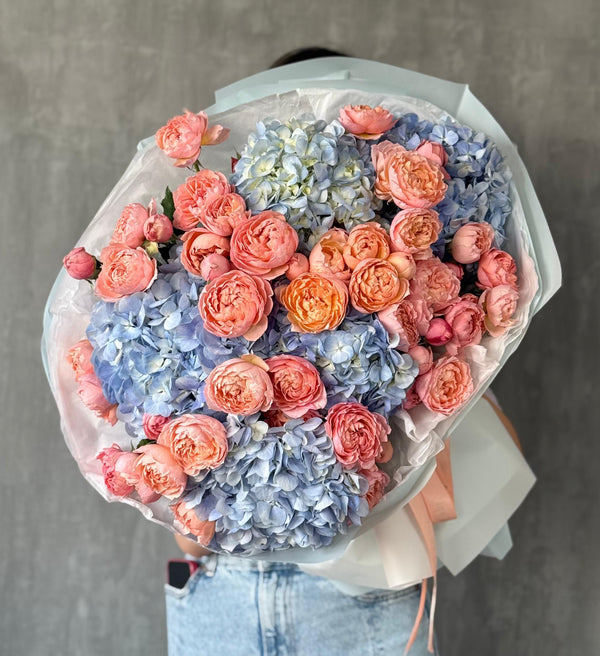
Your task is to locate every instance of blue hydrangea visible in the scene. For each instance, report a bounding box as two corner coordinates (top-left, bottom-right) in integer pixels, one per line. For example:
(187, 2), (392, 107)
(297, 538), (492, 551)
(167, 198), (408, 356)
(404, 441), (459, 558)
(278, 308), (418, 416)
(183, 415), (369, 554)
(231, 115), (375, 249)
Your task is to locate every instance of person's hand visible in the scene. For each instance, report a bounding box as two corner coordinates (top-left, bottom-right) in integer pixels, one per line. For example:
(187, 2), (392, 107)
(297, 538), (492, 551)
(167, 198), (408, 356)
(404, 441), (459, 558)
(174, 533), (212, 559)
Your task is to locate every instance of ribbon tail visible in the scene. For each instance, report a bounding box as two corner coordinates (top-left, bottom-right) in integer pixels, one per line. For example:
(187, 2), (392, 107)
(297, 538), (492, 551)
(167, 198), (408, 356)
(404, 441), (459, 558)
(404, 579), (428, 655)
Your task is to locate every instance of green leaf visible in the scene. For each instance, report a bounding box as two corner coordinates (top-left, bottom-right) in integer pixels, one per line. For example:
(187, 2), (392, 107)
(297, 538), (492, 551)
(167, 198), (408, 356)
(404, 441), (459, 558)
(161, 186), (175, 221)
(135, 438), (156, 449)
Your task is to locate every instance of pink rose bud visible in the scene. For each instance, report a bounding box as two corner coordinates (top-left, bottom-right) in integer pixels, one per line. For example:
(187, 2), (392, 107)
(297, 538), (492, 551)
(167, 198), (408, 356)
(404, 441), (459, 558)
(426, 318), (453, 346)
(143, 414), (170, 439)
(144, 214), (173, 243)
(200, 253), (232, 282)
(286, 253), (310, 280)
(408, 345), (433, 375)
(403, 383), (421, 410)
(63, 247), (97, 280)
(387, 251), (416, 280)
(451, 222), (495, 264)
(415, 140), (448, 169)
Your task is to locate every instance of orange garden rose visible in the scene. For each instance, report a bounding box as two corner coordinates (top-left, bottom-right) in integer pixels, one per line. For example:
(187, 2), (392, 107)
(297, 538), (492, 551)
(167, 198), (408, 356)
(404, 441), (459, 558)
(198, 270), (274, 340)
(157, 414), (228, 476)
(279, 272), (348, 333)
(343, 222), (391, 270)
(204, 357), (274, 416)
(229, 211), (299, 279)
(389, 208), (443, 254)
(416, 355), (474, 416)
(349, 258), (410, 313)
(180, 228), (230, 277)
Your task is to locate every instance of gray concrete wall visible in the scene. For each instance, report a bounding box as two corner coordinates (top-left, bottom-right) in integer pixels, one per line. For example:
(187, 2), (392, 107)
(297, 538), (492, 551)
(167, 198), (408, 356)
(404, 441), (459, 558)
(1, 1), (598, 654)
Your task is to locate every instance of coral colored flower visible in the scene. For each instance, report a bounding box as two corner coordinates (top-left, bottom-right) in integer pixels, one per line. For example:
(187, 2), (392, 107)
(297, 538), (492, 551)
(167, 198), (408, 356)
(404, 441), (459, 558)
(143, 414), (170, 439)
(477, 248), (518, 290)
(280, 272), (348, 333)
(403, 383), (421, 410)
(63, 247), (97, 280)
(338, 104), (396, 140)
(156, 110), (229, 167)
(110, 203), (148, 248)
(407, 345), (433, 375)
(377, 300), (420, 351)
(173, 170), (233, 231)
(286, 253), (310, 280)
(343, 222), (391, 271)
(389, 208), (442, 254)
(479, 284), (520, 337)
(444, 296), (486, 354)
(265, 355), (327, 419)
(415, 140), (448, 168)
(410, 257), (461, 313)
(229, 211), (299, 279)
(416, 355), (474, 416)
(371, 141), (447, 209)
(405, 293), (433, 335)
(451, 222), (495, 264)
(360, 466), (391, 509)
(325, 402), (390, 469)
(309, 229), (351, 282)
(200, 192), (250, 236)
(97, 444), (136, 497)
(349, 258), (409, 314)
(95, 244), (157, 302)
(144, 213), (173, 243)
(66, 339), (94, 382)
(172, 501), (216, 545)
(198, 270), (274, 340)
(204, 357), (274, 416)
(77, 373), (118, 425)
(200, 253), (232, 282)
(133, 444), (187, 499)
(180, 228), (230, 277)
(157, 414), (228, 476)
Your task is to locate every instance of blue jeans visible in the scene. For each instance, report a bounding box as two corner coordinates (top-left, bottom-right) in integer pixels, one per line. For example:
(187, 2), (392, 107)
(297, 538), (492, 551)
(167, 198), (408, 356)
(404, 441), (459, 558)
(165, 554), (438, 655)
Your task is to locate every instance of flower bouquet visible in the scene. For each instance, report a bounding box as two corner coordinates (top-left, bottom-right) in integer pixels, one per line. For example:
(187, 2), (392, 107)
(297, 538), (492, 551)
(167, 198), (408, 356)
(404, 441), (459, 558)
(43, 68), (548, 562)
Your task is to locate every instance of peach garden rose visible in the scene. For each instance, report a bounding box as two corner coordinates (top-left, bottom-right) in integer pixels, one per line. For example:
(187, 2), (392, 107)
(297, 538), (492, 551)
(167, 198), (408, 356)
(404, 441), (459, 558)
(229, 210), (299, 279)
(479, 284), (520, 336)
(204, 357), (274, 416)
(477, 248), (518, 289)
(173, 170), (233, 231)
(343, 222), (391, 270)
(172, 501), (216, 545)
(338, 104), (396, 139)
(157, 414), (228, 476)
(133, 444), (187, 499)
(180, 228), (230, 277)
(95, 243), (157, 302)
(389, 208), (443, 254)
(349, 258), (410, 313)
(200, 192), (250, 236)
(198, 269), (274, 340)
(410, 257), (461, 312)
(110, 203), (148, 248)
(66, 339), (94, 382)
(309, 228), (351, 282)
(451, 222), (495, 264)
(416, 355), (474, 416)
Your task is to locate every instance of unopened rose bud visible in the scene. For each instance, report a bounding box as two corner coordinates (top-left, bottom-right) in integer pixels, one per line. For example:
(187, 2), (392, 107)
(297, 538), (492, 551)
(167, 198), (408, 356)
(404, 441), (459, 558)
(63, 247), (97, 280)
(144, 214), (173, 243)
(425, 318), (453, 346)
(200, 253), (232, 282)
(387, 251), (416, 280)
(286, 253), (310, 280)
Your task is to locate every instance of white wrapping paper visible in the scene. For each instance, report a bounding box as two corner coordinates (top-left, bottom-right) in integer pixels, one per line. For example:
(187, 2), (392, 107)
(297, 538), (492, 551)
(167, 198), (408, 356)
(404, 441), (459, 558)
(42, 59), (560, 577)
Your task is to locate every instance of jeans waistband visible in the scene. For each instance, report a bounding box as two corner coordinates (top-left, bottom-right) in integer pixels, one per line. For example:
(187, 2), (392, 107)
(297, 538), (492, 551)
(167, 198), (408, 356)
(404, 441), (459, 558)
(190, 552), (302, 573)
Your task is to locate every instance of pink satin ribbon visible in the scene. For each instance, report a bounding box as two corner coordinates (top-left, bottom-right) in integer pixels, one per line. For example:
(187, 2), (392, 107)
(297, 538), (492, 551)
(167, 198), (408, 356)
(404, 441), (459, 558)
(403, 396), (521, 654)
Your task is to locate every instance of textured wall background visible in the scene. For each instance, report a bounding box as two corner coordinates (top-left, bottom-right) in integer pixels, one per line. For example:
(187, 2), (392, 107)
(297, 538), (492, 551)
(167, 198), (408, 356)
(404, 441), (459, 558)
(1, 0), (598, 654)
